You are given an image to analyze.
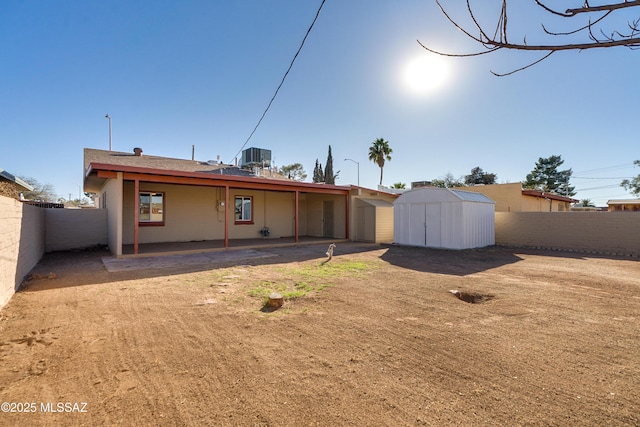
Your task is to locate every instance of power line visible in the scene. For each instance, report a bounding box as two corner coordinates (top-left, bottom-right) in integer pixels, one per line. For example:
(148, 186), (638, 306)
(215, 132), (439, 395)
(574, 163), (634, 175)
(575, 184), (621, 191)
(229, 0), (327, 163)
(573, 176), (632, 180)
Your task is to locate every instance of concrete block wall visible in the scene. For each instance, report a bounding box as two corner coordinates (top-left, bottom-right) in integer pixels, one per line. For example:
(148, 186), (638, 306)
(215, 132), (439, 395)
(0, 195), (45, 309)
(45, 209), (107, 252)
(495, 212), (640, 256)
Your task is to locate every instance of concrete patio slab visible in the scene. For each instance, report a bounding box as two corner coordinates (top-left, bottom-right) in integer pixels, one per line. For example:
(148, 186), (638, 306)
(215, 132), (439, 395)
(102, 249), (278, 273)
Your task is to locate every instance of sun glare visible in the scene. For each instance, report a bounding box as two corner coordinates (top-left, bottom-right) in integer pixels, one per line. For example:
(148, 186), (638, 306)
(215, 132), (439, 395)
(402, 55), (450, 95)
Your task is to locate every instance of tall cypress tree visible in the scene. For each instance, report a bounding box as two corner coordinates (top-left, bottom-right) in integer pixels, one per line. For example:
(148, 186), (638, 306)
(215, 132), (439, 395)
(313, 159), (324, 183)
(324, 146), (335, 185)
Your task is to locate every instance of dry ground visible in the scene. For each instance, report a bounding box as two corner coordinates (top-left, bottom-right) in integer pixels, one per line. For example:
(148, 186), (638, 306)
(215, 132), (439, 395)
(0, 243), (639, 426)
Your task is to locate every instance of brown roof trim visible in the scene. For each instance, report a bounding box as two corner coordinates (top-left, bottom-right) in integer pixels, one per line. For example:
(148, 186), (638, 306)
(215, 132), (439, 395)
(522, 189), (578, 203)
(349, 185), (400, 198)
(86, 162), (350, 194)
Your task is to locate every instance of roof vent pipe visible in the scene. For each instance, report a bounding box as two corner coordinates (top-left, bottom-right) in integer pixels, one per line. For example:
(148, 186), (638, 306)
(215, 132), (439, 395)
(133, 147), (143, 156)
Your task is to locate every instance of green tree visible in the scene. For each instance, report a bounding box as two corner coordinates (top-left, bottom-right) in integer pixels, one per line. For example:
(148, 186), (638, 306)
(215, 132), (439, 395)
(465, 166), (497, 185)
(432, 172), (466, 188)
(368, 138), (393, 186)
(312, 160), (324, 183)
(19, 176), (57, 202)
(621, 160), (640, 196)
(280, 163), (307, 182)
(523, 155), (576, 197)
(391, 182), (406, 189)
(580, 199), (595, 207)
(324, 145), (339, 185)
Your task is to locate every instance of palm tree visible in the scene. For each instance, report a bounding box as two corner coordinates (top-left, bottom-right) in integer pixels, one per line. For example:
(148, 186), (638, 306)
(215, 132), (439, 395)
(368, 138), (393, 186)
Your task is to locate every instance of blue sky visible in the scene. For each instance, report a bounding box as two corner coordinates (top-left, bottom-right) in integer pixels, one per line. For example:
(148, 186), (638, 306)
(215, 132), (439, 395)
(1, 1), (637, 206)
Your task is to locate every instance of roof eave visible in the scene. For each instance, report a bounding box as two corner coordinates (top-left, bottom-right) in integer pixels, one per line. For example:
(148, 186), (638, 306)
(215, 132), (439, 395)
(85, 162), (351, 192)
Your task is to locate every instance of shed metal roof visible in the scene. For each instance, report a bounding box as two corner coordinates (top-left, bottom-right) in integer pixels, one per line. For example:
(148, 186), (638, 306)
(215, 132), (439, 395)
(451, 189), (494, 203)
(395, 187), (494, 204)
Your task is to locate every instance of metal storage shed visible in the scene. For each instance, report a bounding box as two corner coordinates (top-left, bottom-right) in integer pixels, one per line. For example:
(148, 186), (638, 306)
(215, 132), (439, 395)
(393, 187), (495, 249)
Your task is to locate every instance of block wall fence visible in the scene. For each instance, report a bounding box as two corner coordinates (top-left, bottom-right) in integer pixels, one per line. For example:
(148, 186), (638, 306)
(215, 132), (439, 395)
(495, 212), (640, 256)
(0, 196), (45, 308)
(0, 195), (107, 309)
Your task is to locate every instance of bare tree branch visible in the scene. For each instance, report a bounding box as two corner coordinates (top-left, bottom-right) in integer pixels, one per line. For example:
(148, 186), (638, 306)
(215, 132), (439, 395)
(423, 1), (640, 75)
(416, 40), (501, 58)
(534, 0), (640, 17)
(491, 51), (555, 76)
(542, 11), (611, 36)
(565, 0), (640, 16)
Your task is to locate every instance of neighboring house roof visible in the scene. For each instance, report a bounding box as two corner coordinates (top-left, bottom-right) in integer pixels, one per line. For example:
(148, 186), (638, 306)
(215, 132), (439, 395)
(521, 189), (578, 204)
(607, 199), (640, 205)
(0, 168), (34, 191)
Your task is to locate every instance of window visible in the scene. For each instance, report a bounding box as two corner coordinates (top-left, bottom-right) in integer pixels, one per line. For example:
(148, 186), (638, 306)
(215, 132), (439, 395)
(139, 192), (164, 225)
(234, 196), (253, 224)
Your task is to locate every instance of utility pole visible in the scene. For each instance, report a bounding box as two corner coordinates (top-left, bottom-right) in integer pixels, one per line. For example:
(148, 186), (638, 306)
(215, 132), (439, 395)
(105, 114), (112, 151)
(344, 158), (360, 187)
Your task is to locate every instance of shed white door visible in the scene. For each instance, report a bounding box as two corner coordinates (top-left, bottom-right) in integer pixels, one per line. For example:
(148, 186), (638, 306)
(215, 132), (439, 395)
(409, 203), (441, 247)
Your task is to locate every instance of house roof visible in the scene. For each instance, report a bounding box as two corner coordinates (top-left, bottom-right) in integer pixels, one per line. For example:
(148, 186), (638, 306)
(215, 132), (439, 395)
(359, 198), (394, 208)
(521, 189), (578, 204)
(84, 148), (292, 179)
(0, 168), (34, 191)
(83, 148), (351, 195)
(350, 185), (400, 198)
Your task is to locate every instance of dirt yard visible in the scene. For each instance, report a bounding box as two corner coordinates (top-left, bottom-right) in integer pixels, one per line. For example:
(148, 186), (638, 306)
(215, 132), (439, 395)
(1, 243), (639, 426)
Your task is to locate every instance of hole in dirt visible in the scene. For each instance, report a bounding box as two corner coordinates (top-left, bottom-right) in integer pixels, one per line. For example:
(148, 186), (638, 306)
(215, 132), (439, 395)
(449, 290), (494, 304)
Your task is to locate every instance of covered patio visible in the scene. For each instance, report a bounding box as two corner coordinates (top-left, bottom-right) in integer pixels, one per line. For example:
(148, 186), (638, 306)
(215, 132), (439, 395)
(121, 236), (343, 257)
(84, 148), (352, 257)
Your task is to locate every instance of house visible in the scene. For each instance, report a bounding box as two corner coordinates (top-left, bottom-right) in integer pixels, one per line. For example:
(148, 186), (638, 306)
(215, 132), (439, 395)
(84, 148), (394, 256)
(460, 182), (578, 212)
(393, 187), (495, 250)
(0, 168), (33, 199)
(607, 199), (640, 212)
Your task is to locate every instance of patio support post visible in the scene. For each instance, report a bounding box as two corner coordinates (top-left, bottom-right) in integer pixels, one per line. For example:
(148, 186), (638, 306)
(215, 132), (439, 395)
(295, 190), (299, 243)
(345, 193), (349, 240)
(134, 178), (139, 254)
(224, 185), (229, 248)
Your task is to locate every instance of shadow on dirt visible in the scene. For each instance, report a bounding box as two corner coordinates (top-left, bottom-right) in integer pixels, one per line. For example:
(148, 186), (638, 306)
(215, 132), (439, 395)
(19, 242), (631, 293)
(378, 243), (639, 276)
(18, 243), (383, 293)
(378, 244), (525, 276)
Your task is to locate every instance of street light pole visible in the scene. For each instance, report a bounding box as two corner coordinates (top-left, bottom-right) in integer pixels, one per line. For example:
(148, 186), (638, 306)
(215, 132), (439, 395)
(105, 114), (112, 151)
(344, 158), (359, 187)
